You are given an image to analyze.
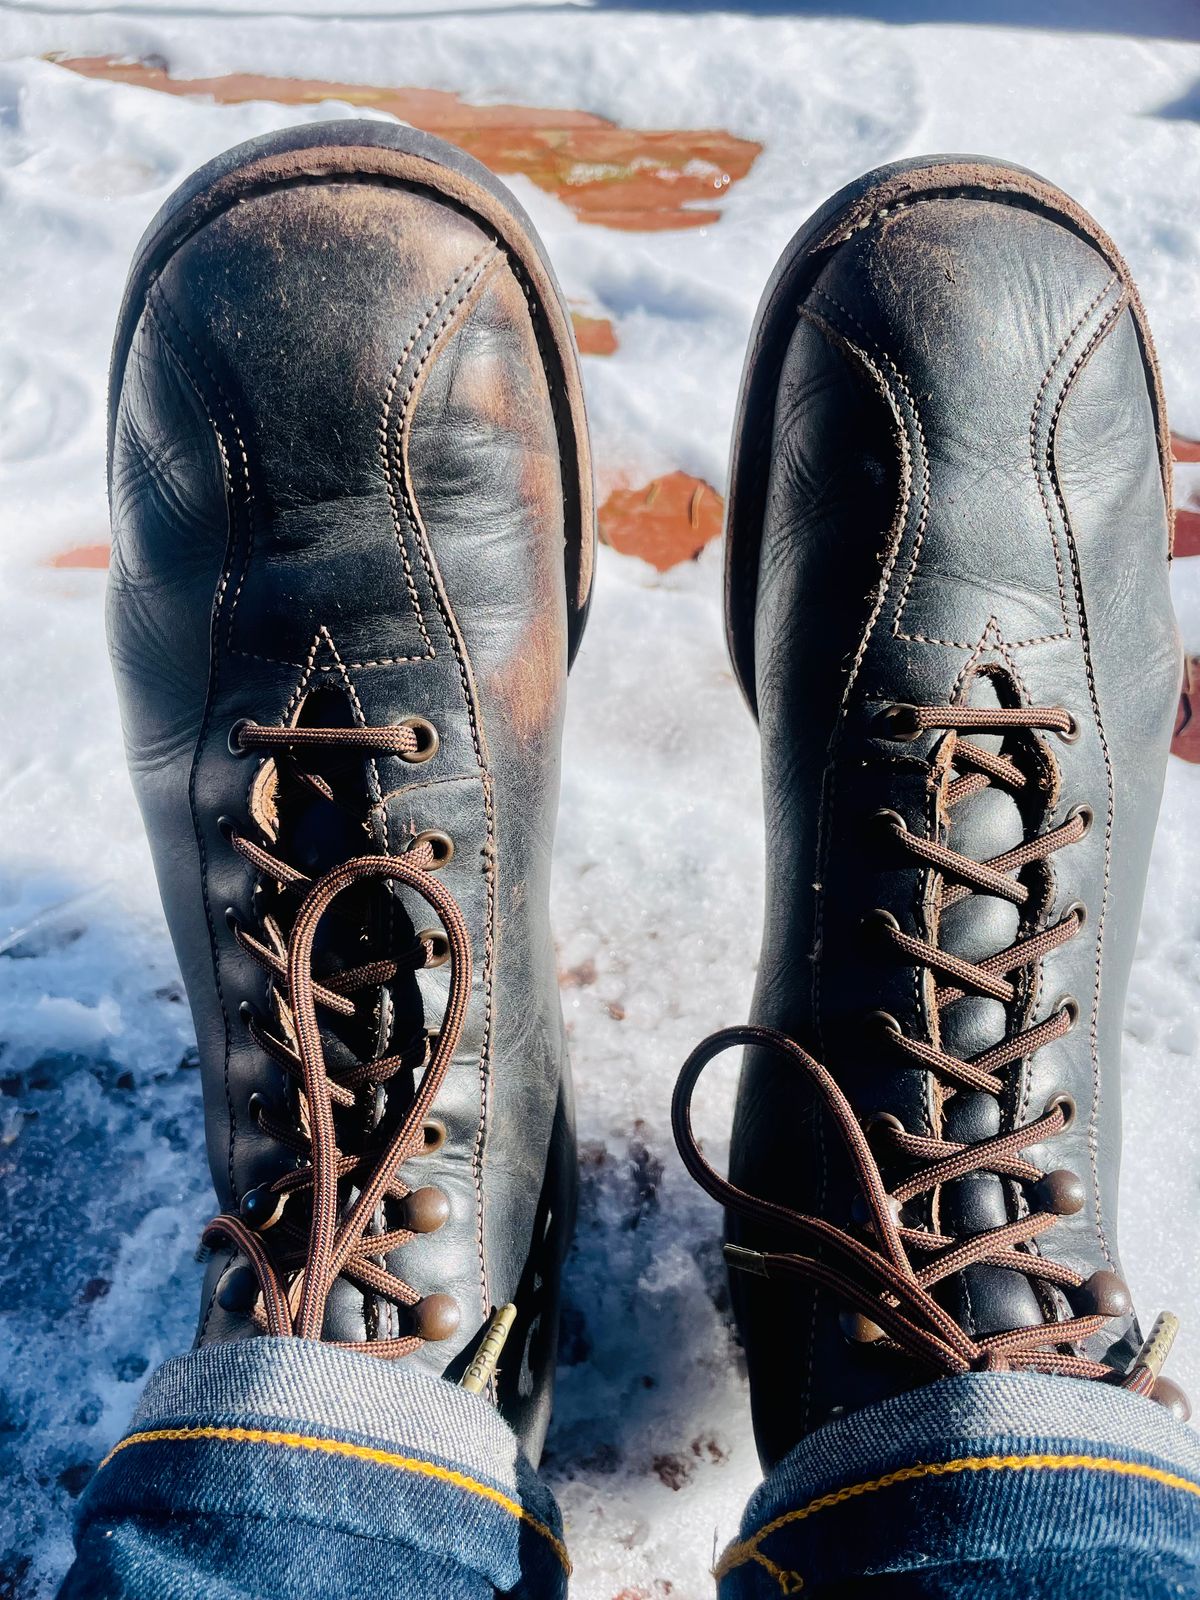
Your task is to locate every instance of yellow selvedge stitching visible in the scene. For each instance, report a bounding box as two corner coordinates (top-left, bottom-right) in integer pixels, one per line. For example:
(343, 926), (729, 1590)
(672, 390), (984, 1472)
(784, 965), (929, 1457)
(99, 1425), (570, 1573)
(715, 1452), (1200, 1588)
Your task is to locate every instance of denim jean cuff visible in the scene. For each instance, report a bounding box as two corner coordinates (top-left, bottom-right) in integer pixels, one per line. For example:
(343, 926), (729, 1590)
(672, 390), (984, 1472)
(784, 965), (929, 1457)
(719, 1372), (1200, 1597)
(76, 1337), (568, 1598)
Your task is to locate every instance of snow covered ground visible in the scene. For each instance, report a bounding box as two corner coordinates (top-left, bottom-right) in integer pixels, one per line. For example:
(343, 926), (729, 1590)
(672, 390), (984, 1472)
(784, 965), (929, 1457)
(2, 5), (1200, 1595)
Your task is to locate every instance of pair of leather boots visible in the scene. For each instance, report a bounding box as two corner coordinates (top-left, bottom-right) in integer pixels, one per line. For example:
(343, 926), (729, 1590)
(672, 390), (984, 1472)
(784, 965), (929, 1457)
(107, 122), (1185, 1472)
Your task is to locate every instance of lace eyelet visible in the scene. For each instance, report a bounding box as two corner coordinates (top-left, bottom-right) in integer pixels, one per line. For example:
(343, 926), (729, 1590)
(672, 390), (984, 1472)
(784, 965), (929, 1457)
(247, 1091), (266, 1125)
(227, 719), (255, 757)
(1056, 711), (1081, 744)
(872, 808), (908, 836)
(217, 815), (238, 843)
(1063, 899), (1088, 932)
(877, 704), (923, 742)
(416, 1119), (447, 1155)
(419, 929), (451, 968)
(397, 716), (440, 764)
(839, 1310), (886, 1344)
(1065, 803), (1094, 838)
(224, 907), (241, 935)
(1052, 994), (1080, 1030)
(862, 907), (901, 939)
(412, 830), (454, 869)
(1044, 1092), (1077, 1132)
(863, 1110), (907, 1139)
(238, 1000), (260, 1027)
(864, 1010), (903, 1038)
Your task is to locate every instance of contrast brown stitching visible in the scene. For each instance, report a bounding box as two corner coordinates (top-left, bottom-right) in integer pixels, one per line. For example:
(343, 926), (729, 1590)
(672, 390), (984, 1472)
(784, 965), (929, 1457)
(378, 245), (497, 661)
(392, 253), (505, 1331)
(1048, 294), (1129, 1268)
(1028, 274), (1120, 638)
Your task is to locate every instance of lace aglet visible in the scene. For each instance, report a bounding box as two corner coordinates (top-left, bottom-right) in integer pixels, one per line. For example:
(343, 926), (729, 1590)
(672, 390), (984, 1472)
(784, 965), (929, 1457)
(723, 1244), (770, 1278)
(460, 1303), (518, 1394)
(1128, 1311), (1181, 1383)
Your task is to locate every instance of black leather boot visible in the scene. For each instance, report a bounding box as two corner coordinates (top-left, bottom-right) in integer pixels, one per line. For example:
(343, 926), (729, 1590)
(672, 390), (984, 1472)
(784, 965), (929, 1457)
(107, 121), (593, 1461)
(673, 155), (1186, 1468)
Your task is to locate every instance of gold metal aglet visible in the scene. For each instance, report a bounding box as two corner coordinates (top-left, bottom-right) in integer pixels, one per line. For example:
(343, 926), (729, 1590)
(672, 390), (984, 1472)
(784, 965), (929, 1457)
(460, 1303), (518, 1394)
(723, 1244), (770, 1277)
(1130, 1311), (1181, 1381)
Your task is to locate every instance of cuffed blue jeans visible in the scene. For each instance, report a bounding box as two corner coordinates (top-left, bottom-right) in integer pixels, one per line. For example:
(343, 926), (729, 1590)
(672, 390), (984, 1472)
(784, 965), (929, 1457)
(62, 1339), (1200, 1597)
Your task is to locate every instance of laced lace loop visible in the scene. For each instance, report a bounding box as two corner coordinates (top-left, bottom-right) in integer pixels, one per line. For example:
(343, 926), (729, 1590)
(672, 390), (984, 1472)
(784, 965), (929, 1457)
(674, 701), (1180, 1394)
(202, 719), (471, 1357)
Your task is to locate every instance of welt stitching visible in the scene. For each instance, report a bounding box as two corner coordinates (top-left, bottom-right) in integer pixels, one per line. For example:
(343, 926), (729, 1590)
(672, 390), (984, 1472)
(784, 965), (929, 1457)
(144, 290), (241, 1201)
(1046, 295), (1128, 1268)
(378, 245), (496, 660)
(795, 303), (915, 1425)
(392, 253), (503, 1328)
(1028, 274), (1119, 639)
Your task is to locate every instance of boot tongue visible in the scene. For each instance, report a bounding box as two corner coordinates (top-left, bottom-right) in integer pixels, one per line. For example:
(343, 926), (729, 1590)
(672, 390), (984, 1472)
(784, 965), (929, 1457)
(928, 672), (1048, 1339)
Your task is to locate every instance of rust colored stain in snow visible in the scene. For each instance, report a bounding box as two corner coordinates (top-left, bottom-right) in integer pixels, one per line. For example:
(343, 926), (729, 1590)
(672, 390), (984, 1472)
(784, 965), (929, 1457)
(48, 544), (109, 569)
(599, 473), (723, 571)
(1171, 435), (1200, 554)
(1176, 508), (1200, 557)
(570, 312), (618, 356)
(55, 57), (761, 231)
(1174, 657), (1200, 764)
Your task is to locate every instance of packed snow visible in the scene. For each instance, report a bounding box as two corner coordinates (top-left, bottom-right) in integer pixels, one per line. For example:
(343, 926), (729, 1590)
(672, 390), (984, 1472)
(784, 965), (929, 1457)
(2, 6), (1200, 1596)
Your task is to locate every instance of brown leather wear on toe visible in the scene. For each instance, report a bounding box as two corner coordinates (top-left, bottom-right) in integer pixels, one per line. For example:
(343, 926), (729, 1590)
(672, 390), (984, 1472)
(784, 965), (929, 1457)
(106, 120), (593, 1462)
(674, 155), (1186, 1469)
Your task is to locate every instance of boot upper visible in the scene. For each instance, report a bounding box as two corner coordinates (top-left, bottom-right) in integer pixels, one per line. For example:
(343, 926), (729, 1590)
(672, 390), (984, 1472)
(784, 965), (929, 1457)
(727, 172), (1181, 1466)
(107, 138), (588, 1459)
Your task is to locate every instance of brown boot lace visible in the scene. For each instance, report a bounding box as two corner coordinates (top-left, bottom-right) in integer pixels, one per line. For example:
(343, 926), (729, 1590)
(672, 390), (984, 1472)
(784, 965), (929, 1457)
(673, 701), (1182, 1400)
(202, 716), (470, 1356)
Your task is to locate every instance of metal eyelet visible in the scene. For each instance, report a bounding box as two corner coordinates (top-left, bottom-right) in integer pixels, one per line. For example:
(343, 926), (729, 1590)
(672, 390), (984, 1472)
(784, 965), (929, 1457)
(238, 1000), (260, 1027)
(217, 815), (238, 843)
(1052, 994), (1080, 1030)
(1063, 899), (1088, 932)
(839, 1310), (886, 1344)
(864, 1009), (903, 1038)
(1044, 1092), (1077, 1131)
(872, 808), (908, 836)
(412, 830), (454, 869)
(877, 704), (923, 742)
(397, 716), (439, 764)
(416, 1119), (447, 1155)
(863, 1110), (907, 1140)
(862, 907), (901, 938)
(419, 929), (451, 968)
(247, 1091), (266, 1125)
(1065, 803), (1094, 838)
(227, 719), (255, 757)
(224, 907), (241, 935)
(1056, 712), (1081, 744)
